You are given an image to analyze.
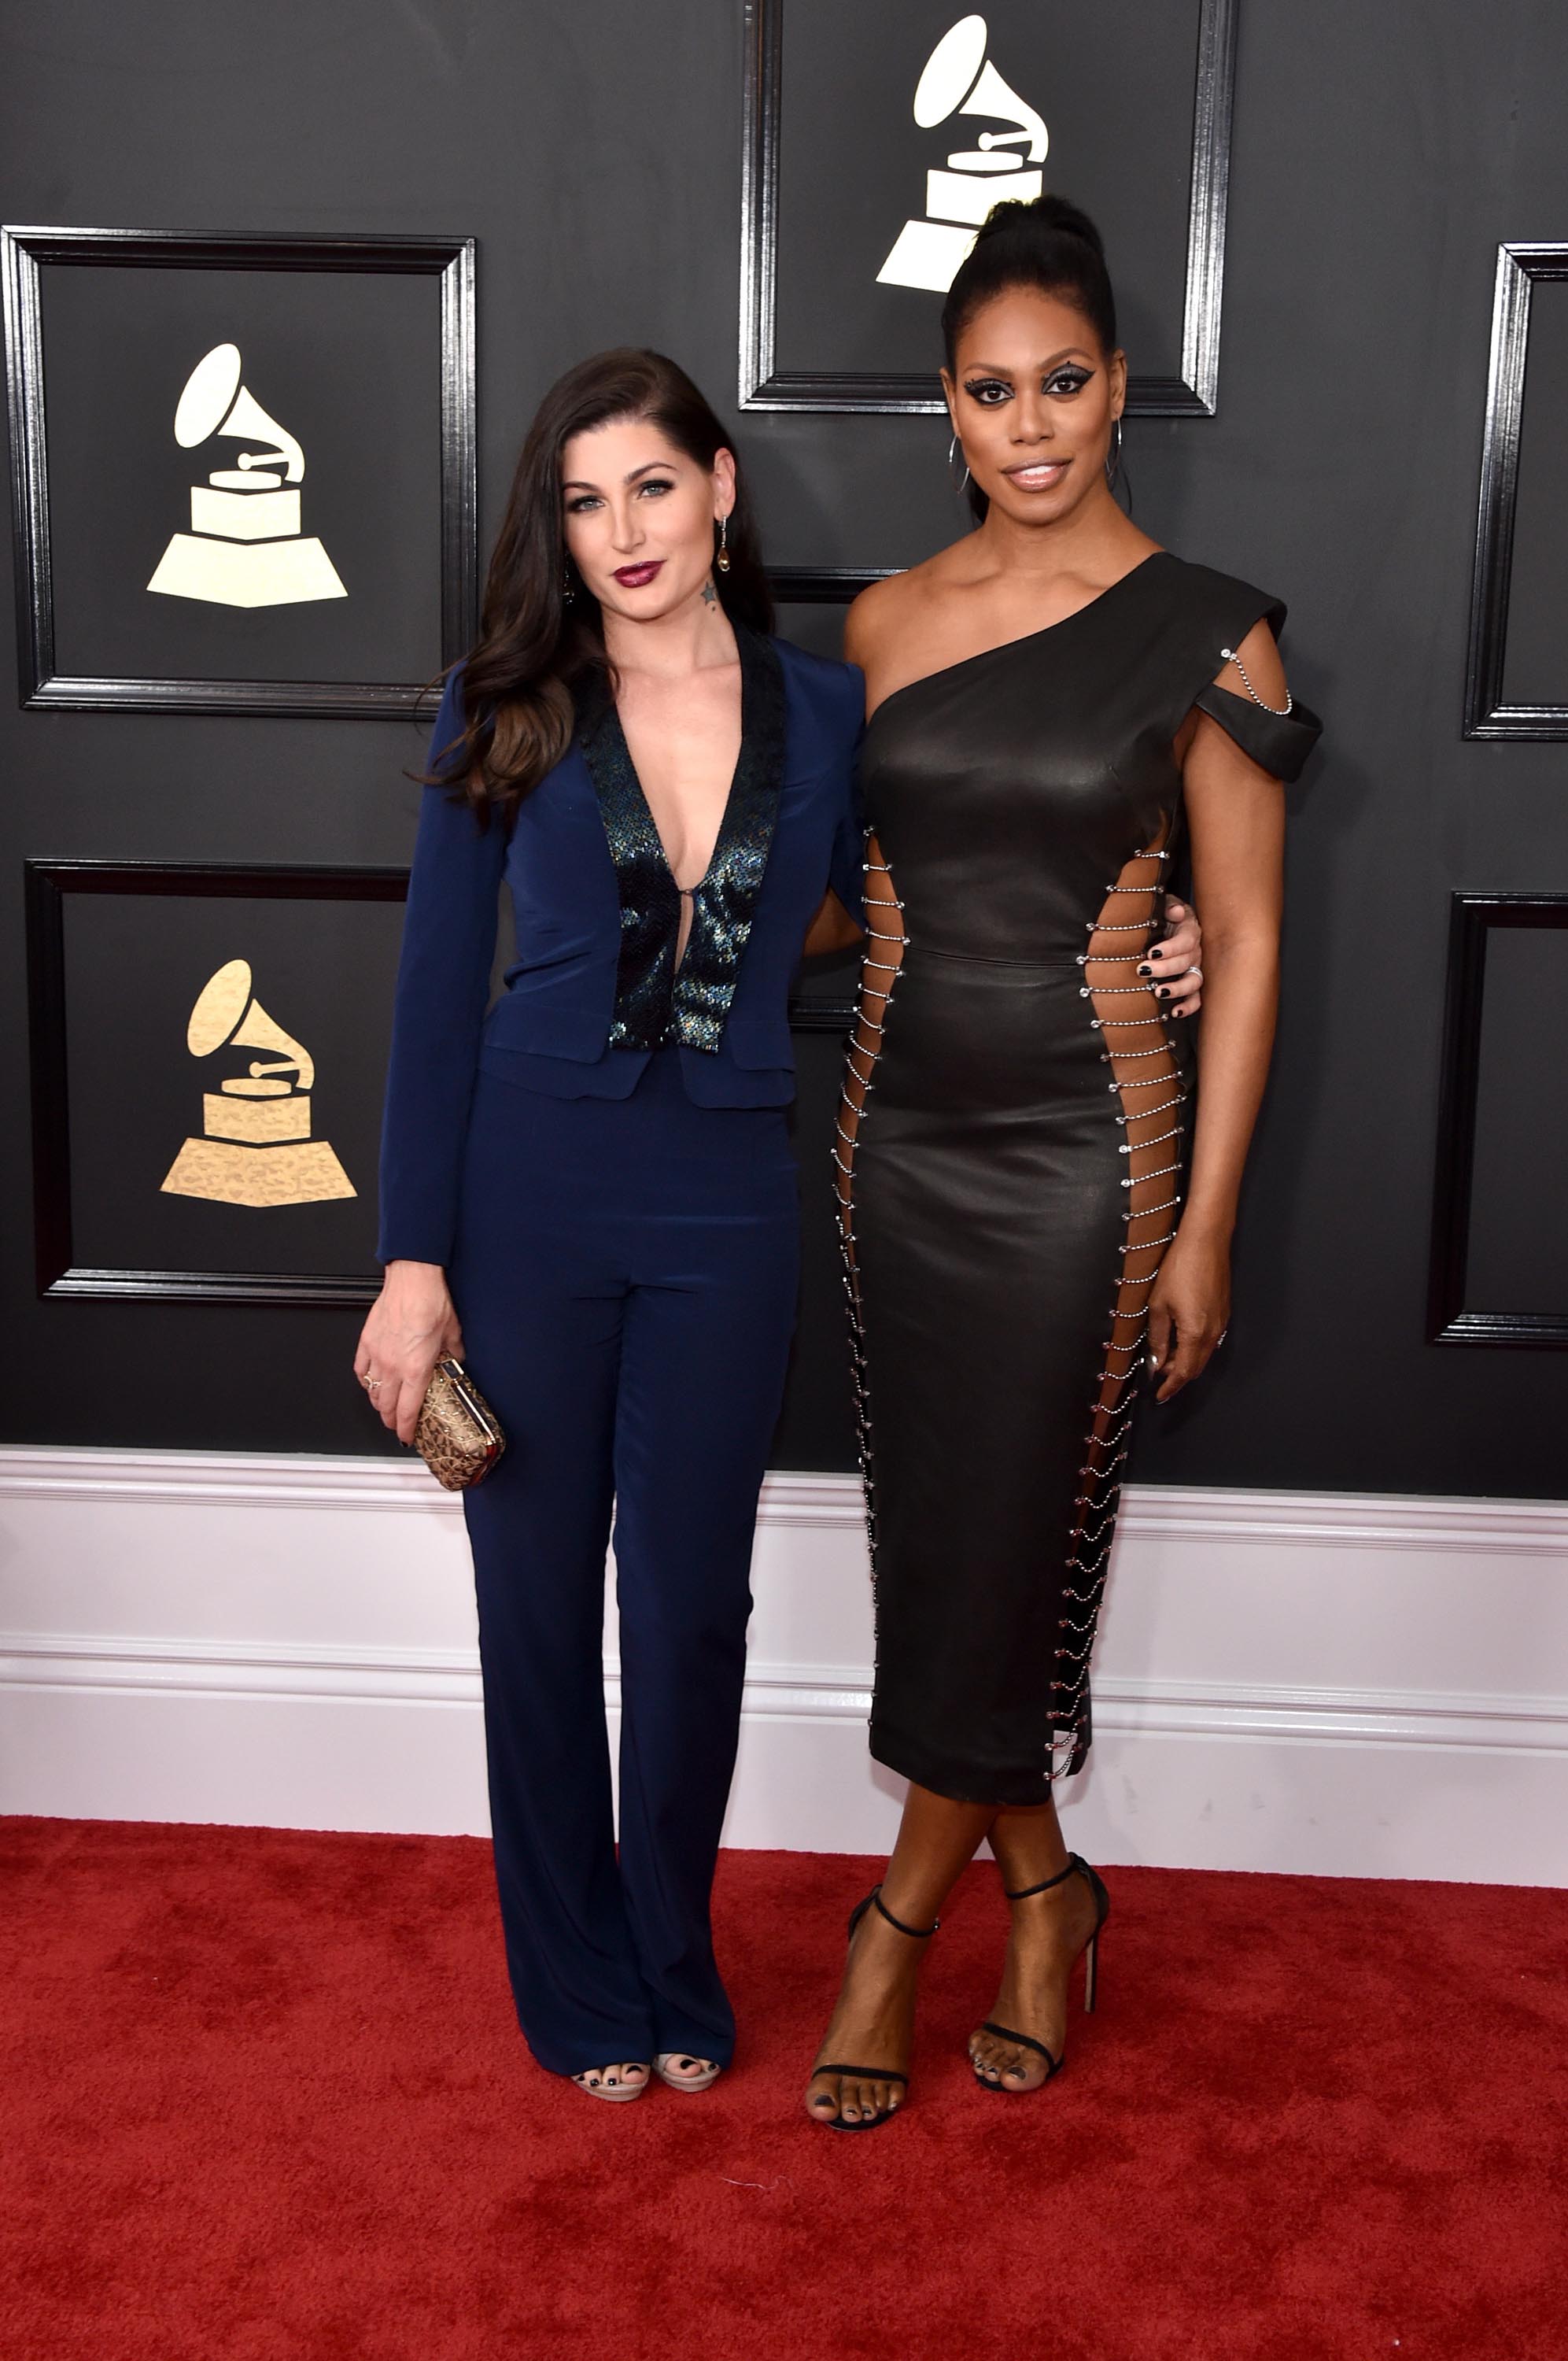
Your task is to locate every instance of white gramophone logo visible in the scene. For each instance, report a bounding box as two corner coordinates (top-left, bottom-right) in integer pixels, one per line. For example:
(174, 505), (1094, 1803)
(146, 343), (347, 609)
(878, 14), (1049, 294)
(160, 959), (355, 1208)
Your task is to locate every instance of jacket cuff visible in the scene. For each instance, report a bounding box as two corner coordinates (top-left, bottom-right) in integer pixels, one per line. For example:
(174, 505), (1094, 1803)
(375, 1234), (451, 1269)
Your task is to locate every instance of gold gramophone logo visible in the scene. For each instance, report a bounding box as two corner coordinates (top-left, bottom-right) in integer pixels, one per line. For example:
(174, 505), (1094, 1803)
(146, 342), (347, 608)
(160, 959), (356, 1208)
(878, 14), (1049, 294)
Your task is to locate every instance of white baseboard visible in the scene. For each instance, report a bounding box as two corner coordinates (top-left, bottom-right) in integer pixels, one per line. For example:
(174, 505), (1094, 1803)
(2, 1447), (1566, 1885)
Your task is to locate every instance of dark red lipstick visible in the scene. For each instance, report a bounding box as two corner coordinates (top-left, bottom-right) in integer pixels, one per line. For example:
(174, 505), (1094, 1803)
(612, 560), (664, 589)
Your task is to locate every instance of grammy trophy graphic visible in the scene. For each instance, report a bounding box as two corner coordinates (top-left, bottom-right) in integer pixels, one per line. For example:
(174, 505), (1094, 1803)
(146, 342), (347, 608)
(878, 13), (1048, 294)
(160, 959), (356, 1208)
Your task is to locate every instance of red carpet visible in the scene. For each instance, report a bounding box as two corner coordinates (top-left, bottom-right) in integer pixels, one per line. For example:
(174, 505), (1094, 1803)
(2, 1819), (1565, 2360)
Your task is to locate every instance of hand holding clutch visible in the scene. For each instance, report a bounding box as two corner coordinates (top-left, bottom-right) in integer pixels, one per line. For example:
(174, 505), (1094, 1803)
(413, 1356), (506, 1490)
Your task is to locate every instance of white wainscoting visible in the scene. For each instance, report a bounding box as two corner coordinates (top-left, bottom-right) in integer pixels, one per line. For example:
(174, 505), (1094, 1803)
(2, 1447), (1566, 1886)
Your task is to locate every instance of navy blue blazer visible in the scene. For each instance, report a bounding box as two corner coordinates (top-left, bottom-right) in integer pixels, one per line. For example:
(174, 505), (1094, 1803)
(377, 629), (866, 1267)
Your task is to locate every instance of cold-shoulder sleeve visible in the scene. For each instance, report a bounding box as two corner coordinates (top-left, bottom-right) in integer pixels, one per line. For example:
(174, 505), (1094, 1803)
(375, 669), (506, 1266)
(1180, 572), (1323, 784)
(1193, 678), (1323, 783)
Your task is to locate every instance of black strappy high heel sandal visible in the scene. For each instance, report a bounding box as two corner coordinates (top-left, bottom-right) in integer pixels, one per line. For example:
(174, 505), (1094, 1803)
(810, 1885), (939, 2133)
(972, 1853), (1110, 2093)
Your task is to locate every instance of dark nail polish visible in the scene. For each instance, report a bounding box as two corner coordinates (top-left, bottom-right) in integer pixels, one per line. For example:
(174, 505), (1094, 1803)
(1156, 986), (1171, 999)
(1137, 962), (1153, 976)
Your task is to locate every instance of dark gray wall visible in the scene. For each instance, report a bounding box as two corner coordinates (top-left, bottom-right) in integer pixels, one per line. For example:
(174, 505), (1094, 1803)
(4, 0), (1567, 1495)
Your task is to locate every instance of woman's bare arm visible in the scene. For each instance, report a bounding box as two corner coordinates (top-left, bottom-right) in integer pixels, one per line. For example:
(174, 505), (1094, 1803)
(803, 889), (865, 955)
(843, 578), (894, 689)
(1148, 619), (1289, 1400)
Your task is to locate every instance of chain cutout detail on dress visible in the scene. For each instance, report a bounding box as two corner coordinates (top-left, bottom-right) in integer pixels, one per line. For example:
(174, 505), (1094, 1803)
(1048, 828), (1184, 1774)
(835, 833), (907, 1588)
(836, 553), (1319, 1809)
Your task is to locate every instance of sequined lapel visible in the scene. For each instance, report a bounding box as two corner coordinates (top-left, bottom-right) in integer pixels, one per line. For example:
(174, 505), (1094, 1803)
(672, 626), (786, 1052)
(577, 678), (684, 1051)
(577, 626), (786, 1055)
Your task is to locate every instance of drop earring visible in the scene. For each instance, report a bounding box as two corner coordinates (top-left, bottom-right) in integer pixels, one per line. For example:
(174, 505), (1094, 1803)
(715, 514), (732, 573)
(562, 563), (575, 603)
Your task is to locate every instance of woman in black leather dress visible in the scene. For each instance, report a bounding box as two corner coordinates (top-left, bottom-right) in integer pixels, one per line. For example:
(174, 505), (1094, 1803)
(805, 197), (1321, 2129)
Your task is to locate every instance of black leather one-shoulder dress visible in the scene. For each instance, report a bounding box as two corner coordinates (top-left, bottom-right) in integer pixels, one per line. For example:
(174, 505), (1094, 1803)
(836, 549), (1321, 1806)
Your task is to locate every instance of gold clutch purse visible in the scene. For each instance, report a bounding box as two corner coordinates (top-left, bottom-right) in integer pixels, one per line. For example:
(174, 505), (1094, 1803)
(413, 1356), (506, 1491)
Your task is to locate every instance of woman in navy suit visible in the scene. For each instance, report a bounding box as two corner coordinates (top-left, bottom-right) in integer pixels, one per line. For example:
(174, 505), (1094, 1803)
(356, 349), (1203, 2104)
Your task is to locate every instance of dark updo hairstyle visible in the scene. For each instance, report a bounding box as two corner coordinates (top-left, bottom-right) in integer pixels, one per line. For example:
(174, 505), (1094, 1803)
(434, 348), (773, 826)
(941, 194), (1119, 525)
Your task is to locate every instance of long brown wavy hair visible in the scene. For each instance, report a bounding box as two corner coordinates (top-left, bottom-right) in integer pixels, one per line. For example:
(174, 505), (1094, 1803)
(433, 349), (774, 826)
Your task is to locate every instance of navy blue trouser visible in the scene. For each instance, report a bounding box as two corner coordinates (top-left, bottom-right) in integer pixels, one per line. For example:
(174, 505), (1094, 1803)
(447, 1050), (800, 2077)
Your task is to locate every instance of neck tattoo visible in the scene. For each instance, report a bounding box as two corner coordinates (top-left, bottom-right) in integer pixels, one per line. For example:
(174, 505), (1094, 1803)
(700, 578), (718, 608)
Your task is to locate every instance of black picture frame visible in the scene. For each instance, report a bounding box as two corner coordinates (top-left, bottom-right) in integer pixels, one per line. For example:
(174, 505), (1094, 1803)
(2, 227), (476, 718)
(739, 0), (1237, 416)
(25, 859), (411, 1305)
(1428, 892), (1568, 1347)
(785, 994), (858, 1033)
(769, 565), (897, 603)
(27, 859), (859, 1304)
(1463, 243), (1568, 741)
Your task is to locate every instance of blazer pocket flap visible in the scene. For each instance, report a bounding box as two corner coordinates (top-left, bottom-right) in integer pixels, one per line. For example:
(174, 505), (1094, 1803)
(723, 1014), (795, 1071)
(484, 994), (607, 1064)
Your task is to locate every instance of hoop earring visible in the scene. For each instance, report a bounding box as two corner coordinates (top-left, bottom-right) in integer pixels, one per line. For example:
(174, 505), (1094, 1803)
(1105, 416), (1123, 486)
(715, 513), (732, 573)
(947, 431), (971, 493)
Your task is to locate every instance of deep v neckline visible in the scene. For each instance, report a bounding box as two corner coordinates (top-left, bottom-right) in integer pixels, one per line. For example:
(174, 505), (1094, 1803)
(577, 624), (788, 1054)
(600, 678), (743, 901)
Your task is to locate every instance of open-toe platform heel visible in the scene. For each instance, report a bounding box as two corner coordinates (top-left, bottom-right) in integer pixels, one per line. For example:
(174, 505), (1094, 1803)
(972, 1853), (1110, 2093)
(810, 1886), (939, 2134)
(654, 2052), (721, 2093)
(570, 2063), (649, 2104)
